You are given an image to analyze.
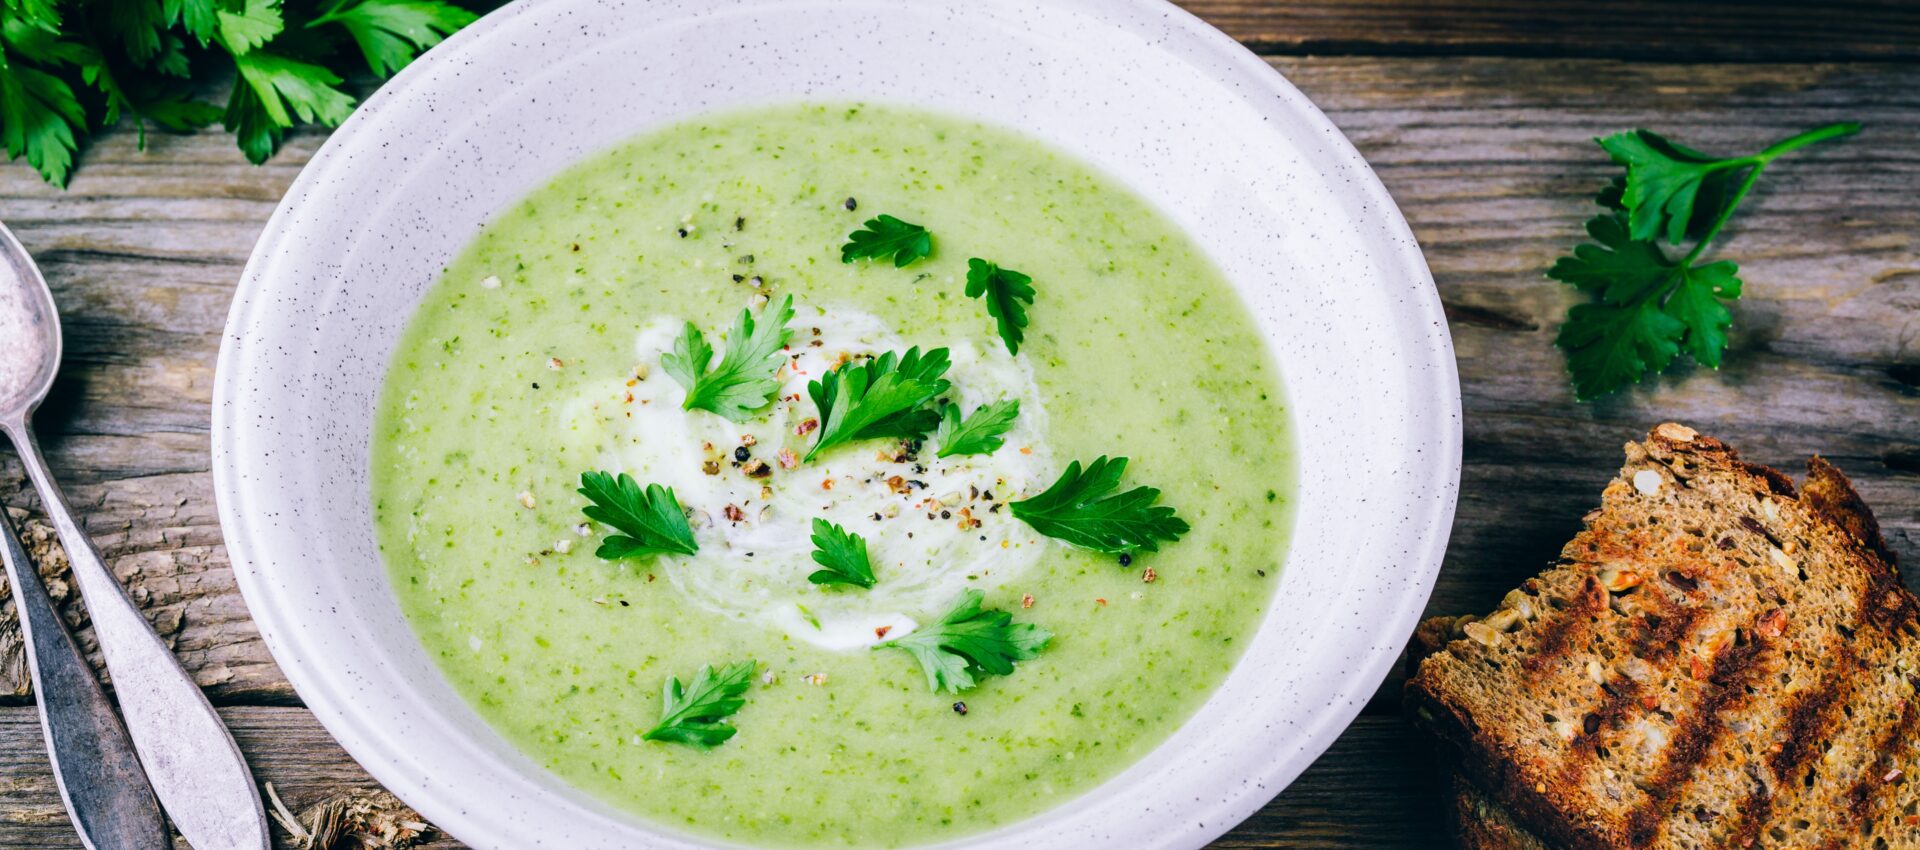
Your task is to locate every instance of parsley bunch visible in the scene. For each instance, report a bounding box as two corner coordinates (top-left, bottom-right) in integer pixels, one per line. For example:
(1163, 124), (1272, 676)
(0, 0), (479, 186)
(1552, 122), (1857, 399)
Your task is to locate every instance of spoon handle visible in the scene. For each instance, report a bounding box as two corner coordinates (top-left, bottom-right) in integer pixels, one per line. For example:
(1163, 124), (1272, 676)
(3, 422), (269, 850)
(0, 503), (170, 850)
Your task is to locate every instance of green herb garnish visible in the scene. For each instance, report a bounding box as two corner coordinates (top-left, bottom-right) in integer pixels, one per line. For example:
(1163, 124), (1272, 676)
(1010, 456), (1188, 556)
(1553, 122), (1858, 400)
(933, 399), (1019, 458)
(308, 0), (479, 77)
(661, 294), (795, 422)
(641, 660), (756, 748)
(964, 259), (1035, 355)
(803, 347), (951, 462)
(0, 0), (477, 186)
(807, 518), (875, 589)
(840, 214), (932, 267)
(879, 589), (1050, 694)
(577, 471), (698, 559)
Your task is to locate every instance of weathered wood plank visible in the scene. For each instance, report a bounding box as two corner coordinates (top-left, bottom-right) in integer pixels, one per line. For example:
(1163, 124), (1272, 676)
(0, 708), (1437, 849)
(1176, 1), (1920, 62)
(0, 706), (461, 849)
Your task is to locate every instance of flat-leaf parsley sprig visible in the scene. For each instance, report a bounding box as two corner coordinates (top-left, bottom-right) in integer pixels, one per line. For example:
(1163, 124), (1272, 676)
(964, 259), (1035, 355)
(1552, 122), (1858, 400)
(662, 294), (796, 423)
(933, 399), (1019, 458)
(879, 589), (1050, 694)
(642, 660), (756, 748)
(803, 347), (951, 462)
(577, 471), (698, 560)
(841, 214), (932, 267)
(807, 518), (876, 589)
(1010, 456), (1188, 557)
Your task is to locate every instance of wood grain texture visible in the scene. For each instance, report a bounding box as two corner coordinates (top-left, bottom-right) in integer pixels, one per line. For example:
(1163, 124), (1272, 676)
(0, 47), (1916, 850)
(1176, 0), (1920, 61)
(0, 710), (1437, 849)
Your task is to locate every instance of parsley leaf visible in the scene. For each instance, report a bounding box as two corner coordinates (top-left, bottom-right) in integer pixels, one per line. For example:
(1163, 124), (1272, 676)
(840, 214), (932, 267)
(214, 0), (283, 55)
(577, 471), (698, 560)
(806, 518), (875, 589)
(308, 0), (478, 77)
(964, 259), (1035, 355)
(1553, 122), (1856, 400)
(642, 660), (756, 748)
(0, 59), (84, 186)
(1551, 211), (1743, 398)
(934, 399), (1019, 458)
(225, 50), (356, 164)
(661, 294), (795, 423)
(165, 0), (222, 45)
(1010, 456), (1189, 556)
(879, 589), (1050, 694)
(803, 347), (951, 462)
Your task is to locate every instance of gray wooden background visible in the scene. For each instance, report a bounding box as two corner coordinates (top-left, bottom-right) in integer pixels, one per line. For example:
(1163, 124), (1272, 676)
(2, 2), (1916, 847)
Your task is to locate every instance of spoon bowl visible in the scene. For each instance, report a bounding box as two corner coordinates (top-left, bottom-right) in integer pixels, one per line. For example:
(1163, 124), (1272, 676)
(0, 223), (60, 417)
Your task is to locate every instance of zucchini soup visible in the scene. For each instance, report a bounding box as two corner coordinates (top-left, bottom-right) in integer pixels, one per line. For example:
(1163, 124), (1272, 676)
(371, 104), (1294, 847)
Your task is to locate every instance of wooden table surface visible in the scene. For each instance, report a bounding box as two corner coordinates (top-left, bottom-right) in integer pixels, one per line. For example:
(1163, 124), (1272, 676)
(2, 2), (1917, 847)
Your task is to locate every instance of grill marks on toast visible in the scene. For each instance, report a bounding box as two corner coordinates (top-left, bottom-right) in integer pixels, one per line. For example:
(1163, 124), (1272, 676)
(1524, 576), (1608, 673)
(1408, 425), (1917, 849)
(1849, 687), (1920, 844)
(1623, 613), (1770, 847)
(1768, 640), (1861, 784)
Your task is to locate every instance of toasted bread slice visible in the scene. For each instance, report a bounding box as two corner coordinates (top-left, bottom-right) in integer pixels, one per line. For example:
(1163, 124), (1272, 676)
(1453, 775), (1550, 850)
(1411, 617), (1549, 850)
(1407, 424), (1918, 849)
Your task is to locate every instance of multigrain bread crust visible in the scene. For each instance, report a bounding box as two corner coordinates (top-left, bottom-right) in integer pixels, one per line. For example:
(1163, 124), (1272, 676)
(1407, 424), (1916, 850)
(1410, 617), (1547, 850)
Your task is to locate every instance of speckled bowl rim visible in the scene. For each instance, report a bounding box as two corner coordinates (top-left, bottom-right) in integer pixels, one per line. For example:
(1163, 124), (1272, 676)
(213, 1), (1460, 848)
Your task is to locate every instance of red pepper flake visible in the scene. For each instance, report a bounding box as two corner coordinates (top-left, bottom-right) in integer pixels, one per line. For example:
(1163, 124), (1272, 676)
(794, 418), (819, 437)
(722, 504), (746, 522)
(1020, 593), (1034, 609)
(875, 625), (892, 639)
(1142, 568), (1157, 583)
(1094, 597), (1108, 607)
(821, 478), (835, 491)
(1019, 446), (1033, 455)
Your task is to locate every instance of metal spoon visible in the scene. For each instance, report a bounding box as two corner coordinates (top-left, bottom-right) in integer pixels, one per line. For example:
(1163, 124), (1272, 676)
(0, 220), (269, 850)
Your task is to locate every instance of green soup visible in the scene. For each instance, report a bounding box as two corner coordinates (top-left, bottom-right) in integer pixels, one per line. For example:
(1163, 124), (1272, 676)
(372, 103), (1293, 847)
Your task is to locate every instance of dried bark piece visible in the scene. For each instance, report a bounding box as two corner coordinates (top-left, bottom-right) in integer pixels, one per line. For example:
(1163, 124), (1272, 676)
(265, 783), (435, 850)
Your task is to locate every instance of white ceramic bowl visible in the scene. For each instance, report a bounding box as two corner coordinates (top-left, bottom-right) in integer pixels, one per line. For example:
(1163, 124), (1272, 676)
(213, 1), (1460, 847)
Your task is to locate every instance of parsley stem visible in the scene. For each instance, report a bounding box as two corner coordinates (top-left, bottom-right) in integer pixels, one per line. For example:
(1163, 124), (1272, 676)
(1681, 163), (1767, 267)
(1680, 122), (1856, 267)
(1755, 121), (1861, 163)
